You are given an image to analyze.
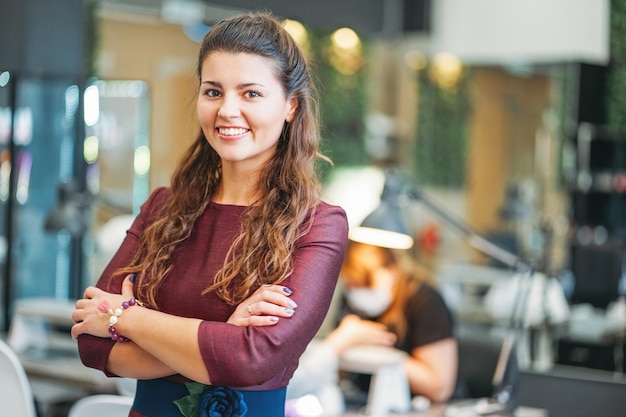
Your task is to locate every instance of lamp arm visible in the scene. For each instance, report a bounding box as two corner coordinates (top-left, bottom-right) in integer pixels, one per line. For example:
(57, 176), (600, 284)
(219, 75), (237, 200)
(466, 235), (521, 270)
(406, 186), (525, 270)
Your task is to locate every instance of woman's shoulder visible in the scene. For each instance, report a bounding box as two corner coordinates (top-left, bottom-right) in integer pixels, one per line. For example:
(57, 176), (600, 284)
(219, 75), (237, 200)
(135, 186), (172, 221)
(311, 200), (348, 231)
(414, 281), (439, 296)
(141, 186), (171, 208)
(408, 281), (450, 312)
(297, 200), (348, 245)
(149, 186), (172, 202)
(315, 200), (347, 218)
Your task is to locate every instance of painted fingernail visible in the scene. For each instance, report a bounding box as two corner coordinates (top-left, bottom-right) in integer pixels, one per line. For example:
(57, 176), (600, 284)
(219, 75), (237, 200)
(129, 274), (136, 283)
(269, 317), (279, 323)
(282, 287), (293, 295)
(287, 300), (298, 308)
(284, 308), (295, 315)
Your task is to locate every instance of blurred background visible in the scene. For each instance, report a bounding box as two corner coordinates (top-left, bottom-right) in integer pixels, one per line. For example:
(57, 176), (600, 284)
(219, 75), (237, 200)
(0, 0), (625, 416)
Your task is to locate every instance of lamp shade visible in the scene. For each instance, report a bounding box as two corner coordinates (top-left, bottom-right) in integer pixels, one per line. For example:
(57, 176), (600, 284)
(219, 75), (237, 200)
(348, 171), (414, 250)
(349, 203), (414, 250)
(44, 182), (87, 238)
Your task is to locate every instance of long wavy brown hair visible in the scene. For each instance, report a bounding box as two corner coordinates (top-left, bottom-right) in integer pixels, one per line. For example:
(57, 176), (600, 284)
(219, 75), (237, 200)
(116, 12), (328, 308)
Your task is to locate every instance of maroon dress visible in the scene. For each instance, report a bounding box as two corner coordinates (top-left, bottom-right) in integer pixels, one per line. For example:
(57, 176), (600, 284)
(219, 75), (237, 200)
(77, 187), (349, 416)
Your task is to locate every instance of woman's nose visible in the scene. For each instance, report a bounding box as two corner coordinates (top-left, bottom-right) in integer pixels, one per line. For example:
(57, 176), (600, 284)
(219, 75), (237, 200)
(217, 94), (241, 118)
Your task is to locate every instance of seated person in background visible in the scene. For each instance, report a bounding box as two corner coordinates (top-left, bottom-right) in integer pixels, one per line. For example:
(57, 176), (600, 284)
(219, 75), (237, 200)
(234, 240), (457, 411)
(333, 241), (458, 403)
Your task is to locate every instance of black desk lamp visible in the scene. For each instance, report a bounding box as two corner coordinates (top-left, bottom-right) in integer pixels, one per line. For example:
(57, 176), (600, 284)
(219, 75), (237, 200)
(354, 169), (533, 416)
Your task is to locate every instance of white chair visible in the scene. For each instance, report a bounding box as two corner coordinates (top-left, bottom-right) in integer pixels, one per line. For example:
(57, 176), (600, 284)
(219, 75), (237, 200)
(0, 337), (37, 417)
(68, 394), (134, 417)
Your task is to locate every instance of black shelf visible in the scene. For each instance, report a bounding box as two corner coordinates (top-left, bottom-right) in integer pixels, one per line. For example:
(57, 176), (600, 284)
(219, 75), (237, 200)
(570, 123), (626, 239)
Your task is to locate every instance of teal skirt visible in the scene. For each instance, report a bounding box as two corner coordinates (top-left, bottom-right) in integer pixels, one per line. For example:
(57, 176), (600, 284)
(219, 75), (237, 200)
(133, 378), (286, 417)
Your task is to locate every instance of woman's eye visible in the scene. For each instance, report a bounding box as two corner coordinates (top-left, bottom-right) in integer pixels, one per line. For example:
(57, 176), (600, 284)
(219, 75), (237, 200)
(244, 90), (261, 98)
(205, 89), (220, 97)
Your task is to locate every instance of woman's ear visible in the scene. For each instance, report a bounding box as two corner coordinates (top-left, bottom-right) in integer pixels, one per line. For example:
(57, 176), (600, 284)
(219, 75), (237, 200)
(285, 97), (298, 123)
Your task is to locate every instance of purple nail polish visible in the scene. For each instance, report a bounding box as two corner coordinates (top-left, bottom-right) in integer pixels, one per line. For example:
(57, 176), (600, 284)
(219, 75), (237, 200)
(283, 287), (292, 295)
(129, 274), (136, 283)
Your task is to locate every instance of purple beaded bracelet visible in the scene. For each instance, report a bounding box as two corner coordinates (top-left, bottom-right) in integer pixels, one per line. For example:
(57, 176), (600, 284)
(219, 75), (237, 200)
(107, 298), (143, 343)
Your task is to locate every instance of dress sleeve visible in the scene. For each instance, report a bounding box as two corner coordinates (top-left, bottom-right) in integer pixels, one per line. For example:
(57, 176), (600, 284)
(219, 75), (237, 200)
(198, 203), (349, 388)
(76, 187), (170, 374)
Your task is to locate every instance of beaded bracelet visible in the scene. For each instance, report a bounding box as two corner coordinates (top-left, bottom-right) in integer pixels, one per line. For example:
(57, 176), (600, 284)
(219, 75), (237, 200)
(98, 298), (143, 343)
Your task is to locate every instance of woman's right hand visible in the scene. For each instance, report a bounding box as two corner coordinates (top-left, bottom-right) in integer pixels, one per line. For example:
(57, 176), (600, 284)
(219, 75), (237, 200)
(227, 284), (298, 327)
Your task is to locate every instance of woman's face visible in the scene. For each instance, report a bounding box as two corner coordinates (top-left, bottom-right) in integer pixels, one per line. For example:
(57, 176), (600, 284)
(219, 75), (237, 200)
(341, 243), (396, 289)
(342, 243), (398, 317)
(197, 52), (297, 172)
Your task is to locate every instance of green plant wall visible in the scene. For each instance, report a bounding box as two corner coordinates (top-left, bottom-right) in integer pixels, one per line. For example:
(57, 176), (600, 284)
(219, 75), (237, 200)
(412, 66), (472, 188)
(309, 32), (369, 178)
(606, 0), (626, 133)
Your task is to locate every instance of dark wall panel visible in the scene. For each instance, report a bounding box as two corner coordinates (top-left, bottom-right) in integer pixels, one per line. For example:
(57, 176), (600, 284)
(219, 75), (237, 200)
(0, 0), (87, 77)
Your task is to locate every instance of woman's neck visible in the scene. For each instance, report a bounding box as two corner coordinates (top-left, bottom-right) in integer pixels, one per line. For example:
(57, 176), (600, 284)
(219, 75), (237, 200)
(213, 167), (261, 206)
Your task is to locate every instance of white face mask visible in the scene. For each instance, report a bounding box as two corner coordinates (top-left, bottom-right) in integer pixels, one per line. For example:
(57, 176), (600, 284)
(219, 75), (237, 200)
(345, 285), (393, 318)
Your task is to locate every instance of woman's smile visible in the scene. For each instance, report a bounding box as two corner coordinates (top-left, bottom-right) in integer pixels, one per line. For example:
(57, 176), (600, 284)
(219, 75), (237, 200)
(217, 127), (250, 137)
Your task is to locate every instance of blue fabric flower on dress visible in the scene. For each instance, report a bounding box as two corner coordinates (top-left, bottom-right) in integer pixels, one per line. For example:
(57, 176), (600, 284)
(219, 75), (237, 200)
(174, 382), (248, 417)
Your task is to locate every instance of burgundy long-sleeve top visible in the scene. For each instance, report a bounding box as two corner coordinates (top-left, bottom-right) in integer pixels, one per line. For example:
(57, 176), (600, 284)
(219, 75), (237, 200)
(78, 187), (349, 390)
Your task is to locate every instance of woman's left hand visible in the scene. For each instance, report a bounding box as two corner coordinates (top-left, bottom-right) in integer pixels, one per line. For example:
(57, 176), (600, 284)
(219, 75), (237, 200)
(71, 274), (137, 340)
(227, 284), (297, 327)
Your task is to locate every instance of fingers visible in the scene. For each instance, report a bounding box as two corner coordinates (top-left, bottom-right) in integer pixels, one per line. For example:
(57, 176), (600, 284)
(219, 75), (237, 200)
(244, 315), (280, 327)
(227, 284), (297, 326)
(71, 322), (84, 340)
(366, 327), (396, 346)
(71, 308), (83, 324)
(335, 315), (397, 347)
(82, 285), (103, 299)
(246, 300), (295, 321)
(243, 285), (297, 320)
(253, 285), (297, 310)
(120, 274), (136, 298)
(227, 302), (282, 327)
(255, 284), (294, 298)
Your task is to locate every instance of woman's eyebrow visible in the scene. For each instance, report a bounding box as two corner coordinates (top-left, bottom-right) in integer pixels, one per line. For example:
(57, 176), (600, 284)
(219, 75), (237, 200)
(200, 80), (266, 89)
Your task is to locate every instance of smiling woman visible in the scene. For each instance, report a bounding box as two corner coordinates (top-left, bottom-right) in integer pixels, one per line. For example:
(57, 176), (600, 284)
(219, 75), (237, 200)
(72, 12), (348, 417)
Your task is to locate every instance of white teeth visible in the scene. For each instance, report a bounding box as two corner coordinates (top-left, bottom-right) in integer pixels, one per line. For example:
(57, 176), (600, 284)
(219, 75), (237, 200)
(218, 127), (247, 136)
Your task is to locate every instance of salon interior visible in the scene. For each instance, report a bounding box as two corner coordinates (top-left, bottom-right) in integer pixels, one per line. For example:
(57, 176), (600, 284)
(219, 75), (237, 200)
(0, 0), (625, 416)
